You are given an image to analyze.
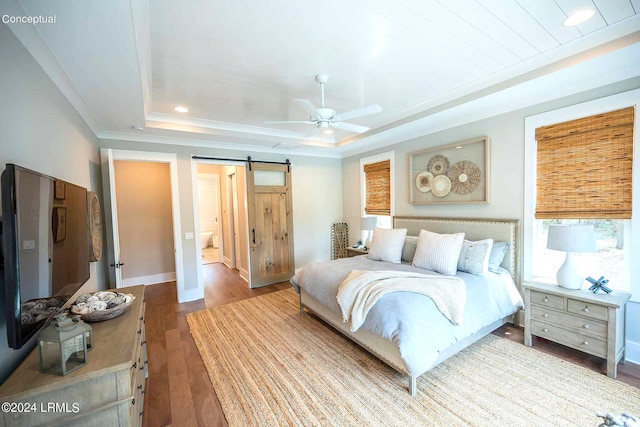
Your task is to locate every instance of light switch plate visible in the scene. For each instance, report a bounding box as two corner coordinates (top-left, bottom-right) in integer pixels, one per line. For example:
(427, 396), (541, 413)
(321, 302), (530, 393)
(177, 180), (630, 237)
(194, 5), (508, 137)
(23, 240), (36, 250)
(185, 232), (194, 240)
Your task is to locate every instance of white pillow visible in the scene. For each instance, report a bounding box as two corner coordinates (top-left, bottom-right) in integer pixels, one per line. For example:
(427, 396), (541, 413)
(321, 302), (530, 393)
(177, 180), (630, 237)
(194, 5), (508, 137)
(367, 227), (408, 264)
(457, 239), (493, 275)
(412, 229), (465, 276)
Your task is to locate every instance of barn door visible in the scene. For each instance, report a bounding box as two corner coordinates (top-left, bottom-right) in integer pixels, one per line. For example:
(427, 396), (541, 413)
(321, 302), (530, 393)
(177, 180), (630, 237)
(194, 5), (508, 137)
(246, 162), (294, 287)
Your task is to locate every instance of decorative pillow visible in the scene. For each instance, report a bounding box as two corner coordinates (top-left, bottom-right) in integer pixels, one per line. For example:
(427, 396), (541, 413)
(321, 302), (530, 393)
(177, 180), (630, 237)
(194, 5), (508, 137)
(457, 239), (494, 275)
(488, 241), (510, 272)
(412, 229), (465, 276)
(367, 228), (408, 264)
(401, 236), (419, 263)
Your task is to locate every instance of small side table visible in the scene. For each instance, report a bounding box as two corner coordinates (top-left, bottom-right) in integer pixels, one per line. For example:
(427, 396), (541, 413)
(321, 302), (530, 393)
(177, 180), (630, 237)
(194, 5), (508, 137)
(523, 280), (630, 378)
(346, 247), (368, 257)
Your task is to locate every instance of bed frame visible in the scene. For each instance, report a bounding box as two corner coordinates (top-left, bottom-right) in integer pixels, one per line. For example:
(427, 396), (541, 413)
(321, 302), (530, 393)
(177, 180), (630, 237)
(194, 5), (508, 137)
(299, 216), (520, 396)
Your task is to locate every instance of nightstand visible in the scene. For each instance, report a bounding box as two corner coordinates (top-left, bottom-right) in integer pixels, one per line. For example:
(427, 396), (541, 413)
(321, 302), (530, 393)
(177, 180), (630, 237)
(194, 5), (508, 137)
(523, 281), (630, 378)
(346, 247), (368, 257)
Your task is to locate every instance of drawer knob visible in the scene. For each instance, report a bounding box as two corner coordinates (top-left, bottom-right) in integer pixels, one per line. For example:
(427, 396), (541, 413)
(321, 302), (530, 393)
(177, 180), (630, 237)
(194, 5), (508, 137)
(583, 307), (589, 313)
(543, 297), (548, 302)
(542, 328), (548, 333)
(543, 313), (548, 318)
(583, 324), (589, 329)
(583, 341), (589, 346)
(132, 398), (135, 406)
(137, 384), (142, 390)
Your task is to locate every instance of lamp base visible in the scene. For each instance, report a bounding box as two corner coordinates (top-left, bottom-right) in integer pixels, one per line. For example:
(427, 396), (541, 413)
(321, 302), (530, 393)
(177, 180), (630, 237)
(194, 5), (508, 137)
(556, 252), (584, 289)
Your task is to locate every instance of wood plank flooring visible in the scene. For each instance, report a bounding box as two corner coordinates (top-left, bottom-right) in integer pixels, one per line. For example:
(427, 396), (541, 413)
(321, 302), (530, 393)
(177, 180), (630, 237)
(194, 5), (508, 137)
(143, 263), (639, 426)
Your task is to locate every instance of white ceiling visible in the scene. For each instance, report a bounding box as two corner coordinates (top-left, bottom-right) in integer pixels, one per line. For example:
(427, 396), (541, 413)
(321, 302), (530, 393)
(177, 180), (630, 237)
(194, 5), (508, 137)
(5, 0), (640, 158)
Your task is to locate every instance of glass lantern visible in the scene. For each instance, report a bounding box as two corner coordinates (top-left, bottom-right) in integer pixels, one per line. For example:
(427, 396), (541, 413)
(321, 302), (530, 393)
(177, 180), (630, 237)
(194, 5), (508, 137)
(71, 315), (93, 351)
(38, 313), (89, 376)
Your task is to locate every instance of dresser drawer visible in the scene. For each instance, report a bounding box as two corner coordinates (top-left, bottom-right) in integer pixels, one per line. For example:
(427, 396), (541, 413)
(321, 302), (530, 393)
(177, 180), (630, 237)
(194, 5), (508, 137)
(531, 321), (606, 357)
(530, 290), (564, 310)
(530, 305), (607, 338)
(567, 299), (608, 321)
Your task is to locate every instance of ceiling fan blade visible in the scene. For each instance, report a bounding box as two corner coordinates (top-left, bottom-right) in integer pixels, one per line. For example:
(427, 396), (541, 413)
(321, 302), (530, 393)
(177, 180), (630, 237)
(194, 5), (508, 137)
(330, 122), (370, 133)
(293, 99), (320, 117)
(332, 104), (382, 122)
(265, 120), (316, 125)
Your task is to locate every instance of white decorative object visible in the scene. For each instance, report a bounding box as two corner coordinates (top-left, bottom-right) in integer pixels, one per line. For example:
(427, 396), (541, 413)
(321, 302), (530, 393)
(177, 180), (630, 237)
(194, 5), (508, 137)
(361, 216), (379, 248)
(412, 229), (465, 276)
(547, 224), (596, 289)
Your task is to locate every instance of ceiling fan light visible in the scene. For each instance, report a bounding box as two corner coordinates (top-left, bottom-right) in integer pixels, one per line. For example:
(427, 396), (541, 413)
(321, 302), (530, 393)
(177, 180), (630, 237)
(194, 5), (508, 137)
(563, 9), (595, 26)
(174, 106), (189, 113)
(323, 128), (333, 135)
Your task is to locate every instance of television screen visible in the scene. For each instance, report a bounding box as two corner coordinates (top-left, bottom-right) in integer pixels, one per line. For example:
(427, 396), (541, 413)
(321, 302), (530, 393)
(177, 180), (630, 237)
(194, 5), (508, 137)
(2, 164), (89, 349)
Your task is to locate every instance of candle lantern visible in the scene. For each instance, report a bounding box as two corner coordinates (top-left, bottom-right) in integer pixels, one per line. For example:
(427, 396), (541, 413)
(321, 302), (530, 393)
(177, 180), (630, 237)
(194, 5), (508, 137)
(38, 313), (91, 376)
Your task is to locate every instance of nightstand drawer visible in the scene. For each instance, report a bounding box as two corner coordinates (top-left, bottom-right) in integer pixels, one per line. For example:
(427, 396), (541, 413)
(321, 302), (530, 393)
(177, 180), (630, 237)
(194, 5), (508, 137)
(530, 305), (607, 338)
(531, 321), (606, 357)
(530, 290), (564, 310)
(567, 299), (608, 321)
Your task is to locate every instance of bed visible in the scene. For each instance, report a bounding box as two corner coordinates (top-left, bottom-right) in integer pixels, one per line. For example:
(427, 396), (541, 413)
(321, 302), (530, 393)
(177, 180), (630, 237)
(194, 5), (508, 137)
(290, 217), (524, 396)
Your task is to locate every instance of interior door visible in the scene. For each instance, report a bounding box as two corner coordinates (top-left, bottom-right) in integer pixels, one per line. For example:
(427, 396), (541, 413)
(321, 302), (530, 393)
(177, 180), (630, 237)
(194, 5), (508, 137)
(231, 173), (242, 268)
(246, 162), (294, 287)
(100, 149), (124, 288)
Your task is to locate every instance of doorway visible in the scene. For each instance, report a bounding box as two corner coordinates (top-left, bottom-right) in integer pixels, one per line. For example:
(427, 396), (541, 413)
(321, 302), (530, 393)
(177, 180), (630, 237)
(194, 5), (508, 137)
(197, 165), (222, 265)
(101, 149), (188, 301)
(192, 160), (250, 288)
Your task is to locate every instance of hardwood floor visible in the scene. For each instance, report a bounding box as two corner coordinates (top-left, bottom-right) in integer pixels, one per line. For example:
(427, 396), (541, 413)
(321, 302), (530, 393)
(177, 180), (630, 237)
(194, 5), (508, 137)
(143, 264), (639, 426)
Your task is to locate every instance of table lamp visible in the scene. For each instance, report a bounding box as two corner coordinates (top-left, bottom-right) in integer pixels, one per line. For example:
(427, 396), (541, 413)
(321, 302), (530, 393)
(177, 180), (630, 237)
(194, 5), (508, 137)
(361, 216), (378, 249)
(546, 224), (596, 289)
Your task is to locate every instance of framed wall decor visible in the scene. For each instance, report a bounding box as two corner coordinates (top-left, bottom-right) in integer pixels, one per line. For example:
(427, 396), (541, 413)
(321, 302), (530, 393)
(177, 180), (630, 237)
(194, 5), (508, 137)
(409, 136), (490, 204)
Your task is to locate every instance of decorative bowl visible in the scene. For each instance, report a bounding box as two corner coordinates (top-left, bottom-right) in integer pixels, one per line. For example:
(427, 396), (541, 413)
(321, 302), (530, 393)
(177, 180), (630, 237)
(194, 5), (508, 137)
(70, 291), (135, 322)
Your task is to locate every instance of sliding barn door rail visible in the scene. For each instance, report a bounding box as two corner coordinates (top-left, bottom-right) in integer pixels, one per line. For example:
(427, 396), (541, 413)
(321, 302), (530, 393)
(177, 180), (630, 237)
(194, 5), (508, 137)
(192, 156), (291, 172)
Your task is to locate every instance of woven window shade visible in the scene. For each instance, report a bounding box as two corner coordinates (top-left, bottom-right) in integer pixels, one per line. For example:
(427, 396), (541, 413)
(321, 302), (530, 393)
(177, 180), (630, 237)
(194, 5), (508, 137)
(535, 107), (634, 219)
(364, 160), (390, 216)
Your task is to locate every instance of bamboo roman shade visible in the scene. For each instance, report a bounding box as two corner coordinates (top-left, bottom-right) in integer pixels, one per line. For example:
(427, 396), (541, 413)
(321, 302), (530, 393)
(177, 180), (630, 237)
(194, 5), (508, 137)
(364, 160), (391, 215)
(535, 107), (634, 219)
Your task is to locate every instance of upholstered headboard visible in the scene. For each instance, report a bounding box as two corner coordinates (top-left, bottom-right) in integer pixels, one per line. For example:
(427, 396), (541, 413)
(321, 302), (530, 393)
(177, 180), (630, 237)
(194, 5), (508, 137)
(393, 216), (519, 285)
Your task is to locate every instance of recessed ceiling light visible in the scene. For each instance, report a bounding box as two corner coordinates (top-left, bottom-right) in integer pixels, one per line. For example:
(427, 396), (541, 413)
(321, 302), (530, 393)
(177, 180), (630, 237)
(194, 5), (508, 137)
(174, 106), (189, 113)
(131, 125), (145, 131)
(563, 9), (595, 26)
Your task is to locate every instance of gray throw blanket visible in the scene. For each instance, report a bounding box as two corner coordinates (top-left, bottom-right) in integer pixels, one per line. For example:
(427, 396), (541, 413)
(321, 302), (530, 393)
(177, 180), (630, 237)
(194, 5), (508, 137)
(337, 270), (466, 332)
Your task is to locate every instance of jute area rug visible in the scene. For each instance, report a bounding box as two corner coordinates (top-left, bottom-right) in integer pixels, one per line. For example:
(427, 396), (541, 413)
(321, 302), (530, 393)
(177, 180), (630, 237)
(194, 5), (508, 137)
(187, 288), (640, 426)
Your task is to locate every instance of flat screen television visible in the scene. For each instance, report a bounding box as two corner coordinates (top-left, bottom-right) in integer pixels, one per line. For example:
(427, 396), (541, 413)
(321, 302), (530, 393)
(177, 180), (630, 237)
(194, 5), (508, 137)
(1, 164), (90, 349)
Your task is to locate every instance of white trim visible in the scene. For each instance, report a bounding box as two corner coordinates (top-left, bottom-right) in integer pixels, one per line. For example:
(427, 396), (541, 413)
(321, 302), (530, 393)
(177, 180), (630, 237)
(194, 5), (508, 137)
(239, 267), (249, 283)
(360, 151), (395, 217)
(122, 272), (176, 287)
(524, 88), (640, 302)
(108, 149), (194, 302)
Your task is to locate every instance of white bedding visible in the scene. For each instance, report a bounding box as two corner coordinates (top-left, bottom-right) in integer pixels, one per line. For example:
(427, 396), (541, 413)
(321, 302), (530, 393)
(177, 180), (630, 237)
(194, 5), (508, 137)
(291, 255), (523, 377)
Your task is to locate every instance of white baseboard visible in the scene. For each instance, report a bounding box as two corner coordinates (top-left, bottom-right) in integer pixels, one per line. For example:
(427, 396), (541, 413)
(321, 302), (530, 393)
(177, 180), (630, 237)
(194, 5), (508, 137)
(223, 256), (232, 268)
(626, 340), (640, 365)
(239, 267), (249, 283)
(121, 272), (176, 287)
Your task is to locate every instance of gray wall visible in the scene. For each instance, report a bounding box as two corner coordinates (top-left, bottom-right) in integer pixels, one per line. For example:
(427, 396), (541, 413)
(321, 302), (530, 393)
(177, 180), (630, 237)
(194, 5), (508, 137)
(99, 139), (344, 298)
(342, 77), (640, 361)
(0, 24), (106, 384)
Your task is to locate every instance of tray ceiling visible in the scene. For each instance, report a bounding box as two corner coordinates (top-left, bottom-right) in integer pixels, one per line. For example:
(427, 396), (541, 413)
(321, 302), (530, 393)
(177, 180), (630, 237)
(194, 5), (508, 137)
(6, 0), (640, 157)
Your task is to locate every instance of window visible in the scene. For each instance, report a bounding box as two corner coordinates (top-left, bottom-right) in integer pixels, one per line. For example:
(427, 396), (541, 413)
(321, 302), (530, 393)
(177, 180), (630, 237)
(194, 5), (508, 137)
(524, 94), (639, 293)
(360, 151), (394, 231)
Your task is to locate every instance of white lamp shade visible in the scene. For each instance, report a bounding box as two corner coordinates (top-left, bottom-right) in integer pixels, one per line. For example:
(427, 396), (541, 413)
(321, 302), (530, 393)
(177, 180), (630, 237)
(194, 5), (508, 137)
(547, 224), (596, 253)
(361, 216), (379, 231)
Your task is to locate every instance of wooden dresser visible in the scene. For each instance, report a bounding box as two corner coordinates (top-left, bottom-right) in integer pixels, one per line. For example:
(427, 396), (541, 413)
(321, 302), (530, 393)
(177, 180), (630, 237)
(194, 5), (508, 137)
(523, 281), (630, 378)
(0, 285), (147, 426)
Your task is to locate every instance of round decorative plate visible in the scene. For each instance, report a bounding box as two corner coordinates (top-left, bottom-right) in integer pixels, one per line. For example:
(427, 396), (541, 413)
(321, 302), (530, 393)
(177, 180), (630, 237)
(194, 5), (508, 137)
(88, 191), (103, 262)
(427, 155), (450, 176)
(415, 171), (433, 193)
(430, 174), (452, 197)
(448, 161), (481, 195)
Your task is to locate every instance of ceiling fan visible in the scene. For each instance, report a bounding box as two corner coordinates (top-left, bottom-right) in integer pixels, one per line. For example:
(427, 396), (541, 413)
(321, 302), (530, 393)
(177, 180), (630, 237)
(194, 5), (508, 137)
(265, 74), (382, 136)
